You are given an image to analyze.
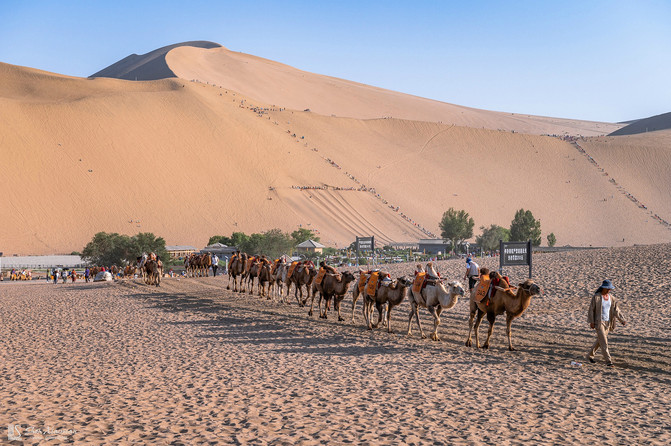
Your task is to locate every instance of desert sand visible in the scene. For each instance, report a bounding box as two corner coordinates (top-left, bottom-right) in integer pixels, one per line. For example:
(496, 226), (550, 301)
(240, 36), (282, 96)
(2, 46), (670, 255)
(1, 245), (670, 444)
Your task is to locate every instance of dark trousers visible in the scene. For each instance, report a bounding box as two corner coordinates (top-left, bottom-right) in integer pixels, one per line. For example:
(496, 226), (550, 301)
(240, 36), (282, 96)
(468, 277), (478, 290)
(212, 266), (218, 276)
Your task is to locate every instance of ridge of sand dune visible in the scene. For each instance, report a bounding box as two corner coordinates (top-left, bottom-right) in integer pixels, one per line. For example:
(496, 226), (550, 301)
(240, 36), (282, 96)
(1, 60), (669, 255)
(166, 45), (623, 136)
(90, 41), (221, 81)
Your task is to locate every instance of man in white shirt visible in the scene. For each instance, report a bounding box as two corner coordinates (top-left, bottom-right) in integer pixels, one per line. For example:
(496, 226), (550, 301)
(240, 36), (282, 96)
(211, 254), (219, 276)
(463, 258), (480, 290)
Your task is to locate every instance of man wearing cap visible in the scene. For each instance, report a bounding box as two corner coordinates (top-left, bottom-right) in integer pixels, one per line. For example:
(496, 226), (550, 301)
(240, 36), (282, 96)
(587, 279), (626, 367)
(463, 257), (480, 291)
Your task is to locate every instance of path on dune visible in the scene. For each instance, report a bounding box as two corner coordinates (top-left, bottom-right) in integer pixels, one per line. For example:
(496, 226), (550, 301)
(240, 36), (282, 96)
(1, 250), (670, 444)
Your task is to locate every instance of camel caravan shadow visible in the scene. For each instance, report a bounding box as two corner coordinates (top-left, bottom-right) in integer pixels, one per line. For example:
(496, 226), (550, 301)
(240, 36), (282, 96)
(125, 284), (671, 378)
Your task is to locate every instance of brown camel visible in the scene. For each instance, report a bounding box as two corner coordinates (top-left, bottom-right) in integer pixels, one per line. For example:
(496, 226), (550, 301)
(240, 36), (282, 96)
(408, 280), (465, 341)
(257, 262), (272, 298)
(245, 258), (261, 294)
(364, 276), (413, 332)
(288, 262), (316, 306)
(143, 259), (161, 287)
(309, 271), (356, 320)
(226, 253), (248, 292)
(351, 271), (372, 322)
(465, 278), (541, 351)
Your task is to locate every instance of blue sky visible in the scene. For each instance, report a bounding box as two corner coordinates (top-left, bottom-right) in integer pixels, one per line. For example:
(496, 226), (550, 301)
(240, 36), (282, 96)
(1, 0), (669, 122)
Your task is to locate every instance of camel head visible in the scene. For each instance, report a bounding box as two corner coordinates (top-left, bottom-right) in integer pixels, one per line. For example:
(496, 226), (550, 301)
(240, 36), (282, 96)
(447, 280), (465, 297)
(518, 279), (541, 297)
(396, 276), (413, 287)
(341, 271), (356, 282)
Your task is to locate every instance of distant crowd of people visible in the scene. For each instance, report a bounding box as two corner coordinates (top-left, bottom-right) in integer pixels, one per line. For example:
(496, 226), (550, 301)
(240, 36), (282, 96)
(567, 139), (671, 229)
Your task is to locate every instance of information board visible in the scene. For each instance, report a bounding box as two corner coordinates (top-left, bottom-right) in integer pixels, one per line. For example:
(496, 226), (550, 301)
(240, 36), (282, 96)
(500, 240), (532, 278)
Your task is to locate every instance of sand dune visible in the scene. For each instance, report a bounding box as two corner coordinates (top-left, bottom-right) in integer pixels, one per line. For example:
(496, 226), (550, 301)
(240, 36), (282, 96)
(90, 41), (221, 81)
(166, 45), (623, 136)
(609, 111), (671, 136)
(1, 42), (670, 255)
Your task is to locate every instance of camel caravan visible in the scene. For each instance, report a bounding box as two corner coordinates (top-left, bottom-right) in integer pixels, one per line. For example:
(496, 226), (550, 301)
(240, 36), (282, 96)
(221, 250), (541, 351)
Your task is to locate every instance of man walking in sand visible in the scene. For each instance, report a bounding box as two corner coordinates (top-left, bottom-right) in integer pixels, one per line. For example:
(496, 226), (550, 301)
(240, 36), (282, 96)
(588, 280), (626, 367)
(211, 254), (219, 276)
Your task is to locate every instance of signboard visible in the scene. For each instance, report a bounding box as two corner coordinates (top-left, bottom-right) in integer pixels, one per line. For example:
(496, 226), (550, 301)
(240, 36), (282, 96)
(356, 236), (375, 252)
(500, 240), (532, 278)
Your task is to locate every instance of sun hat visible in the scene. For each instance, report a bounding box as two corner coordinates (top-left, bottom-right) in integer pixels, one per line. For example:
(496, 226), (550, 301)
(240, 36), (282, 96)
(600, 279), (614, 289)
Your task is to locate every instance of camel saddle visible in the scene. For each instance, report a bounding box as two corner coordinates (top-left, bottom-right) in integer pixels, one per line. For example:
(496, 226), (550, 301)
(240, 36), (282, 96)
(246, 257), (257, 271)
(475, 276), (491, 303)
(357, 272), (369, 292)
(413, 272), (427, 293)
(366, 272), (380, 297)
(287, 261), (299, 279)
(315, 268), (327, 285)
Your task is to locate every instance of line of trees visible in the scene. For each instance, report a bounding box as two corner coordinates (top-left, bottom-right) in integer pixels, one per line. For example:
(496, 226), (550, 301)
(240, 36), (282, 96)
(439, 207), (548, 252)
(82, 232), (167, 266)
(208, 228), (320, 259)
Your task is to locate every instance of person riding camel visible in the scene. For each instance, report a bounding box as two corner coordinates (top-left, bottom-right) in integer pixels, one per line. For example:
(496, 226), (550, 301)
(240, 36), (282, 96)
(414, 264), (425, 276)
(149, 252), (157, 261)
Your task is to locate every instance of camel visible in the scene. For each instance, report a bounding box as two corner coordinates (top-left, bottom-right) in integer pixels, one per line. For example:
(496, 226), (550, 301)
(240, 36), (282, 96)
(257, 262), (272, 298)
(408, 280), (464, 341)
(309, 271), (356, 320)
(351, 271), (371, 322)
(465, 278), (541, 351)
(287, 262), (316, 306)
(269, 259), (288, 301)
(226, 253), (248, 292)
(244, 258), (261, 294)
(143, 259), (161, 287)
(364, 276), (412, 332)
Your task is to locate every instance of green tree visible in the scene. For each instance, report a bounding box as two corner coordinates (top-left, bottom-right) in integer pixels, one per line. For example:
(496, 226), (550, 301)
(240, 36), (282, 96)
(130, 232), (167, 261)
(82, 232), (133, 266)
(475, 225), (510, 252)
(439, 208), (474, 252)
(257, 229), (294, 258)
(509, 209), (542, 246)
(208, 235), (233, 246)
(291, 228), (320, 246)
(230, 232), (251, 251)
(547, 232), (557, 247)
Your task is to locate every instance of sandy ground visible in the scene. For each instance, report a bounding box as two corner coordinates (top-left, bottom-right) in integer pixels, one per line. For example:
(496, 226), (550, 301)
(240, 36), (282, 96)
(1, 245), (670, 444)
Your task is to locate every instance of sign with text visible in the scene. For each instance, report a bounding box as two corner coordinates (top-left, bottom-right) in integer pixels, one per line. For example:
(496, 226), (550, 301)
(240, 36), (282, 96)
(356, 236), (375, 252)
(500, 240), (533, 278)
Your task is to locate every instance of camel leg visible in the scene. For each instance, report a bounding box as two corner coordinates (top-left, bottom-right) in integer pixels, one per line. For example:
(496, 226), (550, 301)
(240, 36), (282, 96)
(372, 302), (383, 329)
(483, 313), (496, 349)
(429, 305), (441, 341)
(308, 289), (316, 317)
(406, 304), (415, 336)
(411, 302), (426, 339)
(335, 297), (344, 322)
(473, 309), (485, 348)
(386, 303), (394, 333)
(466, 301), (477, 347)
(321, 296), (329, 319)
(506, 313), (516, 351)
(351, 288), (360, 322)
